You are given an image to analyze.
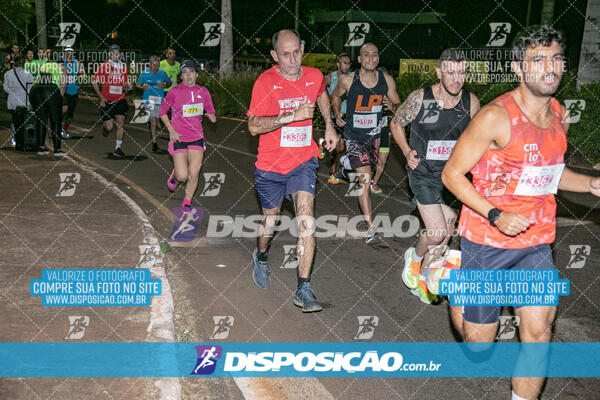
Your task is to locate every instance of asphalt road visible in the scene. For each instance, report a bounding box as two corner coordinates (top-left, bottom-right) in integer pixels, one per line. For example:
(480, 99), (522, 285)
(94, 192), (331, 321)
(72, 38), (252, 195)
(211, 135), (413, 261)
(3, 95), (600, 399)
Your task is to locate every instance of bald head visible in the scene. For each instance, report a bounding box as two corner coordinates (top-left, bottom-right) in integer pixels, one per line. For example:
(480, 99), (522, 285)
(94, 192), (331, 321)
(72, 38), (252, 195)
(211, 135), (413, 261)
(272, 29), (301, 51)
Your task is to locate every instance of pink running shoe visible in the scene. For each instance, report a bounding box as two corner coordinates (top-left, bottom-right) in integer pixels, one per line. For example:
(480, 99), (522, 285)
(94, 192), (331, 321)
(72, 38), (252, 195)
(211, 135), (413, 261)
(167, 170), (178, 192)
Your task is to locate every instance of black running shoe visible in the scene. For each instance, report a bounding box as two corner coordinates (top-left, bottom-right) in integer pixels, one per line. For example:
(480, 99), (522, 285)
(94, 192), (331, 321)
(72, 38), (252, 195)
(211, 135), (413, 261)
(113, 147), (125, 157)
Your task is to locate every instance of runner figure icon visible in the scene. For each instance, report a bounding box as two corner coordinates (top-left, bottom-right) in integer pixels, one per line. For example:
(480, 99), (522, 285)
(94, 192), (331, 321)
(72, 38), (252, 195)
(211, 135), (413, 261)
(170, 208), (200, 241)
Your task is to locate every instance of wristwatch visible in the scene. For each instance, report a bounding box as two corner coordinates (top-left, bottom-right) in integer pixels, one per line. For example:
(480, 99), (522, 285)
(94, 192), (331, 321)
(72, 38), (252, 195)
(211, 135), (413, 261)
(487, 208), (502, 226)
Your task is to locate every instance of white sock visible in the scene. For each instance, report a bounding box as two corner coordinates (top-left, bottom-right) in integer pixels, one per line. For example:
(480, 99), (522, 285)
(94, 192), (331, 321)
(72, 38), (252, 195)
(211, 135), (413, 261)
(412, 252), (423, 262)
(511, 390), (530, 400)
(115, 140), (122, 149)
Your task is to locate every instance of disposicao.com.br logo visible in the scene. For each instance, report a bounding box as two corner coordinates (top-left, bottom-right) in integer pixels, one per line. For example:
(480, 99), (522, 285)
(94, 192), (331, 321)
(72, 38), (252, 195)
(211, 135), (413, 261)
(205, 214), (422, 239)
(190, 348), (442, 375)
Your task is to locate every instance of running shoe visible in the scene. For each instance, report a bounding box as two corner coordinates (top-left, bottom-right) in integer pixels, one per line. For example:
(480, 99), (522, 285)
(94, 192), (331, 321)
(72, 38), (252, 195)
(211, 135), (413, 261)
(328, 173), (340, 184)
(252, 248), (270, 289)
(10, 135), (16, 147)
(54, 149), (65, 157)
(411, 279), (439, 304)
(293, 281), (322, 312)
(402, 247), (421, 290)
(318, 139), (326, 160)
(113, 147), (125, 158)
(365, 224), (381, 244)
(152, 142), (159, 153)
(370, 181), (382, 194)
(427, 250), (461, 295)
(425, 257), (447, 295)
(61, 130), (70, 139)
(37, 147), (49, 155)
(167, 170), (178, 192)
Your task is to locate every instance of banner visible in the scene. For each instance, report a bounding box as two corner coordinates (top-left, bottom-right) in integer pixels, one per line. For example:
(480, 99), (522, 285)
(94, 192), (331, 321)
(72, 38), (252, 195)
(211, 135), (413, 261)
(1, 342), (599, 377)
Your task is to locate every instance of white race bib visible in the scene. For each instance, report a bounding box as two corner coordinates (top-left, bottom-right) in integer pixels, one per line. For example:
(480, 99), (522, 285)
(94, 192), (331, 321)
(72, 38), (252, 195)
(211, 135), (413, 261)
(353, 114), (377, 129)
(514, 164), (565, 196)
(280, 126), (312, 147)
(148, 96), (162, 106)
(426, 140), (456, 160)
(183, 103), (203, 117)
(109, 85), (122, 95)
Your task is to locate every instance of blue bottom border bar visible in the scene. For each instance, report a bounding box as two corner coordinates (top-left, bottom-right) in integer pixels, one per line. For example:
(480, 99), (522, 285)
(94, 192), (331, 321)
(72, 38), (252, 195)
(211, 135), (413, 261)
(1, 342), (598, 378)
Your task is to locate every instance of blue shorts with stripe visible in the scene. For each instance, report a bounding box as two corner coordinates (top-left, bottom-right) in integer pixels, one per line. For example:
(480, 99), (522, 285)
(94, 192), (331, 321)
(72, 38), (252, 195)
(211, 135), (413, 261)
(460, 237), (555, 324)
(254, 157), (318, 209)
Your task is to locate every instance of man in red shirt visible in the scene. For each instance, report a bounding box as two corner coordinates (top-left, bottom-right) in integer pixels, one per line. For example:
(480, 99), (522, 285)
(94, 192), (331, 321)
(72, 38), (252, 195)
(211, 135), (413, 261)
(92, 44), (132, 157)
(247, 29), (337, 312)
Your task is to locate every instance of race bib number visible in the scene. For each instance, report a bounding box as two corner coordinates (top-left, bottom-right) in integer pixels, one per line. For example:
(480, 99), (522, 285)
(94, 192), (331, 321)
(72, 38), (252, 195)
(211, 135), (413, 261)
(353, 114), (377, 129)
(148, 96), (162, 107)
(183, 103), (203, 117)
(426, 140), (456, 160)
(514, 164), (565, 196)
(109, 85), (122, 95)
(280, 126), (312, 147)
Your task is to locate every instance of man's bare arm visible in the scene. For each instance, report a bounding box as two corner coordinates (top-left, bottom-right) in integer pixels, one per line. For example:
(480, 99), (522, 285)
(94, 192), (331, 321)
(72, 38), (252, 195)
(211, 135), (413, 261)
(390, 89), (423, 158)
(248, 114), (293, 136)
(392, 89), (423, 126)
(384, 73), (401, 112)
(316, 91), (334, 128)
(317, 91), (338, 151)
(331, 74), (349, 121)
(248, 96), (315, 136)
(558, 168), (595, 193)
(442, 104), (508, 217)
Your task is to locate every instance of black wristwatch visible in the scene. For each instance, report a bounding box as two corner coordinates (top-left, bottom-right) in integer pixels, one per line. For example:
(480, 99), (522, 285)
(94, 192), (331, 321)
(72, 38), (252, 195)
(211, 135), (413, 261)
(487, 208), (502, 226)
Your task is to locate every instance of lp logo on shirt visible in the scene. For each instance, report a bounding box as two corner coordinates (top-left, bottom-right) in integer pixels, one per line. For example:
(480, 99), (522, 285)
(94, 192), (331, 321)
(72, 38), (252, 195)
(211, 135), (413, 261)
(201, 23), (224, 46)
(200, 173), (225, 196)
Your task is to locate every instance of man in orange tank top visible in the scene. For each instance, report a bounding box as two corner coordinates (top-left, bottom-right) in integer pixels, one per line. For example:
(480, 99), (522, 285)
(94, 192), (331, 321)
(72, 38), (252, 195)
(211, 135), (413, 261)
(442, 25), (600, 400)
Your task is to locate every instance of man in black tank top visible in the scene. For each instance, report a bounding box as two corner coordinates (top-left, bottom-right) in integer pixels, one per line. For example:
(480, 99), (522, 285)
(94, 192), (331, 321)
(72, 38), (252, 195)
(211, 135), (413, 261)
(331, 43), (401, 244)
(390, 48), (480, 305)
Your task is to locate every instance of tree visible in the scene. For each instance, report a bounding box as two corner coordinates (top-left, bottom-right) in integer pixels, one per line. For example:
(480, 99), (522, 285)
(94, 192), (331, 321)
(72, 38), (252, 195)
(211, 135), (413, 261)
(0, 0), (34, 46)
(35, 0), (47, 49)
(219, 0), (233, 79)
